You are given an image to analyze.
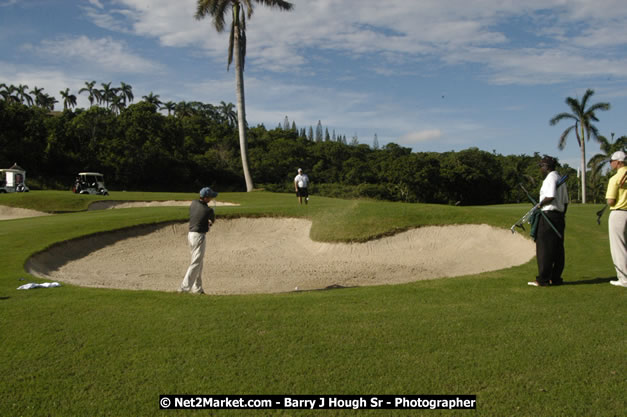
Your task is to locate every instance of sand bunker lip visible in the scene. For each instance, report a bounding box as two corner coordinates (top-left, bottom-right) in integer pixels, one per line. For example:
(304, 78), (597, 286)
(0, 200), (238, 220)
(88, 200), (239, 210)
(26, 218), (535, 295)
(0, 205), (51, 220)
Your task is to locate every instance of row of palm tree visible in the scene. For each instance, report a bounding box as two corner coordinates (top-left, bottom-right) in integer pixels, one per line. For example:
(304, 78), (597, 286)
(0, 81), (239, 126)
(77, 81), (134, 114)
(1, 83), (58, 110)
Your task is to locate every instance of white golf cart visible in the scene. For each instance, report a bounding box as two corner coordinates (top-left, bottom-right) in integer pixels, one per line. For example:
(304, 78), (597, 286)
(0, 163), (30, 193)
(73, 172), (109, 195)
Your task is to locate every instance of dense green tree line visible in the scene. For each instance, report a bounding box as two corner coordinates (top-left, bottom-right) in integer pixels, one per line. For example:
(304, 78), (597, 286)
(4, 92), (618, 205)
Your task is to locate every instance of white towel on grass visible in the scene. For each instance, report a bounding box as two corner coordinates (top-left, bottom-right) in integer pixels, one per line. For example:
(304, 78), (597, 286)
(17, 282), (61, 290)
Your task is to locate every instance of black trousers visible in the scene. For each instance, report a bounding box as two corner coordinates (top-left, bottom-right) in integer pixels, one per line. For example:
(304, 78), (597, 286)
(536, 211), (565, 285)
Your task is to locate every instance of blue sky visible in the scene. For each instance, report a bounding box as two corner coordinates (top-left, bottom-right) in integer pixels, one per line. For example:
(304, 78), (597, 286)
(2, 0), (627, 169)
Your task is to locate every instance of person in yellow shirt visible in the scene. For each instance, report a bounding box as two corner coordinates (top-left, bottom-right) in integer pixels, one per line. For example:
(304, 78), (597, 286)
(605, 151), (627, 288)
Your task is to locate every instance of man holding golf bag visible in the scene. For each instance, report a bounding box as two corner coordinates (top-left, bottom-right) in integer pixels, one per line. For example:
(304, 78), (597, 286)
(605, 151), (627, 288)
(529, 156), (569, 287)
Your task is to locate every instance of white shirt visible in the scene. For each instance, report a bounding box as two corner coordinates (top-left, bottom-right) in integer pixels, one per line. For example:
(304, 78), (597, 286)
(539, 171), (569, 212)
(294, 173), (309, 188)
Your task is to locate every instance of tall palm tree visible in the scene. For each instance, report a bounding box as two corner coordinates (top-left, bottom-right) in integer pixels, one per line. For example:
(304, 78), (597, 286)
(60, 88), (77, 111)
(195, 0), (294, 192)
(30, 87), (45, 108)
(175, 101), (194, 118)
(15, 84), (33, 106)
(118, 82), (134, 106)
(550, 89), (610, 203)
(161, 101), (177, 116)
(0, 84), (18, 103)
(41, 93), (58, 111)
(110, 94), (125, 115)
(99, 82), (116, 109)
(219, 101), (237, 127)
(189, 101), (205, 113)
(200, 102), (219, 119)
(142, 92), (162, 108)
(79, 81), (98, 108)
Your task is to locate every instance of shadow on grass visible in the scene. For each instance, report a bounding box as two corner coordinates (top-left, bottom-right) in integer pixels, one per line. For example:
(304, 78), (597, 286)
(563, 277), (616, 286)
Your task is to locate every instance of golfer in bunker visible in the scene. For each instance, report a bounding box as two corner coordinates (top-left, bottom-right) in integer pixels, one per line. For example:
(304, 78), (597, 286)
(179, 187), (217, 294)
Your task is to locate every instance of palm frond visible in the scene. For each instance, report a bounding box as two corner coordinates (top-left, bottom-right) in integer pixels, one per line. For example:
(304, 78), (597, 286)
(587, 153), (609, 175)
(549, 112), (576, 125)
(580, 88), (595, 109)
(565, 97), (584, 116)
(196, 0), (229, 32)
(587, 102), (610, 113)
(597, 135), (611, 153)
(243, 0), (254, 18)
(588, 124), (601, 141)
(255, 0), (293, 11)
(587, 112), (600, 123)
(196, 0), (292, 69)
(558, 124), (575, 150)
(615, 136), (627, 152)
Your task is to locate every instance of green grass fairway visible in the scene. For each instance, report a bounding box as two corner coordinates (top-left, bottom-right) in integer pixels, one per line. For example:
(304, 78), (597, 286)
(0, 191), (624, 416)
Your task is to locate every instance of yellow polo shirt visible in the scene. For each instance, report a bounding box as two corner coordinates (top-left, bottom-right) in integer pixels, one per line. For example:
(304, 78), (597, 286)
(606, 166), (627, 210)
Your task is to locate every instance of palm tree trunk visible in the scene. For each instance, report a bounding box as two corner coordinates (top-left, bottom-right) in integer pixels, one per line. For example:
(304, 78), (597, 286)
(233, 6), (254, 192)
(580, 124), (587, 204)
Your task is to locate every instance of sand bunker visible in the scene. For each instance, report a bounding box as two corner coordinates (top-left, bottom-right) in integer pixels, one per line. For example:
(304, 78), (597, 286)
(88, 200), (239, 210)
(0, 205), (50, 220)
(27, 218), (534, 295)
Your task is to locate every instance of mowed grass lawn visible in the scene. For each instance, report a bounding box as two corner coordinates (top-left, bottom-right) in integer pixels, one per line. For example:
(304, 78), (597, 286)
(0, 191), (624, 417)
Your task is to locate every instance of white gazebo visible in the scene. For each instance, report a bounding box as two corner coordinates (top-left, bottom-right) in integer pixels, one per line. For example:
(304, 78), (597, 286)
(0, 162), (29, 192)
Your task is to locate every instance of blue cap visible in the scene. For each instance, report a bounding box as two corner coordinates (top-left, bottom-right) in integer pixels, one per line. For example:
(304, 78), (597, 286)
(200, 187), (218, 198)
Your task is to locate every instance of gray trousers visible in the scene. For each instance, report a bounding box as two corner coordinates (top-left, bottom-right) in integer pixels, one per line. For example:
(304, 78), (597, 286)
(609, 210), (627, 284)
(180, 232), (206, 293)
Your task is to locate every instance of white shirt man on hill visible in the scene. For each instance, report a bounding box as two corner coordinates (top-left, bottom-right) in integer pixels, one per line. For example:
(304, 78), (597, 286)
(294, 168), (310, 205)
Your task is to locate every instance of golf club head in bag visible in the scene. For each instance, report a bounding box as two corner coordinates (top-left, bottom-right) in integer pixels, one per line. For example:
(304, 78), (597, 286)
(510, 205), (535, 234)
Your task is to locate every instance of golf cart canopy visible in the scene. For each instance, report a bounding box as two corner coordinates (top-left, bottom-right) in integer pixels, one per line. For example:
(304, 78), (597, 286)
(79, 172), (105, 180)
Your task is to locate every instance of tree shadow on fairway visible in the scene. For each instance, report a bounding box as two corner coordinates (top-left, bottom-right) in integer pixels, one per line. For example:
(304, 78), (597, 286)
(563, 277), (616, 286)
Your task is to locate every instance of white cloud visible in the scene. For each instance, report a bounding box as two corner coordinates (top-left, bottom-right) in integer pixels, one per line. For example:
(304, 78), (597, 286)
(399, 129), (443, 145)
(81, 0), (627, 87)
(446, 46), (627, 85)
(0, 61), (91, 109)
(26, 35), (162, 74)
(87, 0), (104, 9)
